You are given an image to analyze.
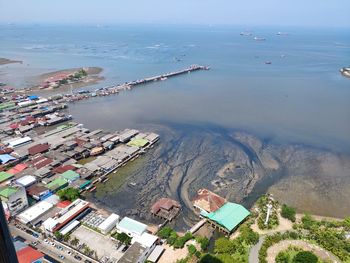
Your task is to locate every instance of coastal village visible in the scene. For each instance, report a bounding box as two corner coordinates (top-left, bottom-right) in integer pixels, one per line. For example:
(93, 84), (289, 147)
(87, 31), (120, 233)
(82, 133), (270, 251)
(1, 66), (350, 263)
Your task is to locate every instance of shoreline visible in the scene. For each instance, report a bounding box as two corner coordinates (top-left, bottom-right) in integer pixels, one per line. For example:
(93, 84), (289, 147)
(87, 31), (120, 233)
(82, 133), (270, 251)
(28, 66), (104, 93)
(0, 57), (22, 66)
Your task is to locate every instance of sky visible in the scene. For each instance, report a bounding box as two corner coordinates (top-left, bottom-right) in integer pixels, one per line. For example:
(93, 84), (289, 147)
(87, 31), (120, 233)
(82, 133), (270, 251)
(0, 0), (349, 28)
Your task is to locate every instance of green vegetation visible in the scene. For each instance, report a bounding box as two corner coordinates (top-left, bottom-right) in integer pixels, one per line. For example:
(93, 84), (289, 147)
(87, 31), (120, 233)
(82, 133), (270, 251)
(70, 237), (80, 247)
(259, 231), (301, 263)
(293, 251), (318, 263)
(54, 231), (63, 241)
(281, 204), (296, 222)
(275, 246), (323, 263)
(158, 227), (194, 249)
(114, 232), (132, 245)
(196, 236), (209, 251)
(57, 187), (80, 201)
(257, 194), (279, 230)
(259, 215), (350, 263)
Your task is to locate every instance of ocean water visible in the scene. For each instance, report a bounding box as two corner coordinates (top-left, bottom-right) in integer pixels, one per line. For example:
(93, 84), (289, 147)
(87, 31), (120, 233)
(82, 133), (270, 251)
(1, 24), (349, 153)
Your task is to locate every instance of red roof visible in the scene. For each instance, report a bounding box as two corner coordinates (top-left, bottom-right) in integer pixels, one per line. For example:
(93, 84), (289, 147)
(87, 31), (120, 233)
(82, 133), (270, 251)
(53, 165), (76, 174)
(16, 246), (44, 263)
(7, 163), (28, 175)
(28, 143), (50, 155)
(9, 123), (19, 129)
(30, 155), (53, 169)
(151, 198), (180, 214)
(0, 148), (13, 155)
(192, 189), (226, 213)
(57, 200), (72, 208)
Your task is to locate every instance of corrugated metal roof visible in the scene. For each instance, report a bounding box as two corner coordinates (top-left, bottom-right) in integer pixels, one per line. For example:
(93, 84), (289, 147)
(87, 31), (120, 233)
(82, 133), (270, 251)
(202, 202), (250, 232)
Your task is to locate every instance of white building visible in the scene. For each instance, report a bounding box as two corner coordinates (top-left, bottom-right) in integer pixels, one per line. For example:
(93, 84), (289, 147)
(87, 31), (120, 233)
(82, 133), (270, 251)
(116, 217), (147, 238)
(98, 213), (119, 234)
(16, 175), (37, 188)
(17, 200), (54, 225)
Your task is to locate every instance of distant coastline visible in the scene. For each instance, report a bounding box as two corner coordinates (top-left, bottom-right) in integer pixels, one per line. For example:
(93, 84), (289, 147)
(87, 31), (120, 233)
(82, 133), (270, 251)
(29, 66), (104, 93)
(340, 67), (350, 78)
(0, 57), (22, 65)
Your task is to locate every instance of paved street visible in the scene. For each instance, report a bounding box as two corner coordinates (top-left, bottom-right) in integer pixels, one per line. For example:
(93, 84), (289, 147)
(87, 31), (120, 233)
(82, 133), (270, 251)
(9, 223), (97, 263)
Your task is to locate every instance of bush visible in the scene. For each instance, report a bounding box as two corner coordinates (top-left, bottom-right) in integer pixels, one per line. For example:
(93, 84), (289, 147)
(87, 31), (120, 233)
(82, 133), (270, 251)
(199, 254), (223, 263)
(292, 251), (318, 263)
(239, 225), (259, 245)
(276, 251), (290, 263)
(187, 244), (197, 255)
(196, 236), (209, 251)
(173, 232), (193, 249)
(281, 204), (296, 222)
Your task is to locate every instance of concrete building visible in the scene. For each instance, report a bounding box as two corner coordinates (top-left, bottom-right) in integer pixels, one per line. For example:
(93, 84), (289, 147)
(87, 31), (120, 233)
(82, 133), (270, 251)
(98, 213), (119, 234)
(0, 185), (28, 215)
(117, 217), (147, 238)
(43, 198), (90, 232)
(15, 175), (36, 188)
(17, 199), (54, 226)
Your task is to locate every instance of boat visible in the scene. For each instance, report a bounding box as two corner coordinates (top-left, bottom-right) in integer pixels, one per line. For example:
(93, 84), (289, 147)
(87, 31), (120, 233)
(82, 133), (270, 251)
(265, 61), (272, 65)
(128, 182), (137, 188)
(254, 37), (266, 41)
(90, 146), (104, 156)
(89, 186), (97, 192)
(240, 31), (252, 36)
(160, 77), (167, 81)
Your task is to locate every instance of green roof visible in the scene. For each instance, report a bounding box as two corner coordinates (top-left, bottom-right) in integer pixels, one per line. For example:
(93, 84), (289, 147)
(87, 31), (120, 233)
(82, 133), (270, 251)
(127, 138), (149, 148)
(0, 187), (18, 198)
(0, 172), (14, 183)
(47, 177), (68, 191)
(201, 202), (250, 232)
(118, 217), (147, 235)
(79, 180), (91, 189)
(61, 170), (80, 181)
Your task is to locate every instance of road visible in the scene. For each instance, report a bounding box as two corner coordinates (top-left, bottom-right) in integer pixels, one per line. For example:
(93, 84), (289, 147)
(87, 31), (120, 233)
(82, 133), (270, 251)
(9, 223), (96, 263)
(249, 235), (265, 263)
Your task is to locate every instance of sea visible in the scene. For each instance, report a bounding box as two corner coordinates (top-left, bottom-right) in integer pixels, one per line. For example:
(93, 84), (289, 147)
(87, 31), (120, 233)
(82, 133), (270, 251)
(1, 24), (350, 220)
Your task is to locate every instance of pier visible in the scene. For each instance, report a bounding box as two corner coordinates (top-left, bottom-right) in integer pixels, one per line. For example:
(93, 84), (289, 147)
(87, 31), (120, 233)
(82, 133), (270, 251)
(63, 64), (210, 102)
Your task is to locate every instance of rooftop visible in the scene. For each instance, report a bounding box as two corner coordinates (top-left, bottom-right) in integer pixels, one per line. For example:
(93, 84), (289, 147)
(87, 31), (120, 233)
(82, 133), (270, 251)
(193, 188), (226, 213)
(0, 171), (14, 183)
(0, 186), (18, 198)
(118, 217), (147, 236)
(61, 170), (80, 181)
(16, 246), (44, 263)
(46, 177), (68, 191)
(151, 198), (180, 214)
(127, 138), (149, 148)
(201, 202), (250, 232)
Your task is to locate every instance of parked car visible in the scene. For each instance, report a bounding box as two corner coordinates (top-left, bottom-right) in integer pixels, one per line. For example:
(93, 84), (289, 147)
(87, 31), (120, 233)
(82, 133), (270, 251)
(74, 255), (82, 261)
(122, 245), (129, 252)
(59, 255), (65, 260)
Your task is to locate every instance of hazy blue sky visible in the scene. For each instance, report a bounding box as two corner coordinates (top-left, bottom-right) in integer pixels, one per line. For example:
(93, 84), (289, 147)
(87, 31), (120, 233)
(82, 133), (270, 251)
(0, 0), (349, 27)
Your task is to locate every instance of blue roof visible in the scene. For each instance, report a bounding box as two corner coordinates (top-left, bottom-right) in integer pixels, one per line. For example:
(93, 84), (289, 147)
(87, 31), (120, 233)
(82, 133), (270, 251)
(0, 154), (16, 164)
(28, 95), (39, 100)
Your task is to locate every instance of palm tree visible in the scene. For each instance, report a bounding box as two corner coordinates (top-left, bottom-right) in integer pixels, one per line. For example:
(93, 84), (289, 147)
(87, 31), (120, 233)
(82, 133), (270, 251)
(63, 234), (71, 243)
(70, 237), (79, 247)
(83, 246), (91, 256)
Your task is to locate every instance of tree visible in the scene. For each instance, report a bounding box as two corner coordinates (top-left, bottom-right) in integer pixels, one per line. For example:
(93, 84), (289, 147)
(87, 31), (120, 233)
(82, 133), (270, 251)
(281, 204), (296, 222)
(84, 246), (91, 256)
(196, 236), (209, 251)
(239, 225), (259, 245)
(293, 251), (318, 263)
(214, 237), (235, 254)
(54, 231), (63, 241)
(158, 226), (173, 239)
(57, 187), (80, 201)
(116, 232), (131, 245)
(187, 244), (197, 255)
(70, 237), (79, 247)
(63, 233), (71, 242)
(200, 254), (223, 263)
